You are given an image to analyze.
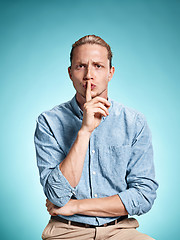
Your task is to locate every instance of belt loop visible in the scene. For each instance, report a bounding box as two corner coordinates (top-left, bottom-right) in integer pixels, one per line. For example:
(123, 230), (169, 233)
(115, 219), (117, 224)
(68, 220), (71, 225)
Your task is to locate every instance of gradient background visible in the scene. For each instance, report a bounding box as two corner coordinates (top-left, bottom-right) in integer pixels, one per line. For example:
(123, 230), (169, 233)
(0, 0), (180, 239)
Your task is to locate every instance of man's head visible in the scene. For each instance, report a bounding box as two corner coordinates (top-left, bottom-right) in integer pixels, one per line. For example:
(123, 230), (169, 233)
(68, 35), (115, 103)
(70, 35), (113, 69)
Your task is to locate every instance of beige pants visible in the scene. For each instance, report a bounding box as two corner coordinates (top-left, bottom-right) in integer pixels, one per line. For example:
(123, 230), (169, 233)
(42, 217), (155, 240)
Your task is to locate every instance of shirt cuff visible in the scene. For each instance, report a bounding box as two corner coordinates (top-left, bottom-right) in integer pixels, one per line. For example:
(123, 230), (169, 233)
(46, 165), (76, 207)
(118, 189), (141, 216)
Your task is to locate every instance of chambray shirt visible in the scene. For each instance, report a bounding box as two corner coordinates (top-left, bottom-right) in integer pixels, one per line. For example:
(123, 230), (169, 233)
(34, 95), (158, 226)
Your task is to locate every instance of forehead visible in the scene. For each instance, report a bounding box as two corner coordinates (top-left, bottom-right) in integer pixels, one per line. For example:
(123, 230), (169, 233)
(72, 44), (109, 63)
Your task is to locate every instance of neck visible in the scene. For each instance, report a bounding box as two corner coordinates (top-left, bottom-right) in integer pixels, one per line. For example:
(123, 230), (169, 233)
(75, 93), (86, 111)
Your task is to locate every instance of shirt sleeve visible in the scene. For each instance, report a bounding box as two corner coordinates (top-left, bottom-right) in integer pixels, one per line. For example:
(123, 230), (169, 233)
(34, 114), (76, 207)
(118, 113), (159, 216)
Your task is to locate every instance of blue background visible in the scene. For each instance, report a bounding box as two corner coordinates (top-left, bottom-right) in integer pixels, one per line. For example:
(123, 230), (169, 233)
(0, 0), (179, 239)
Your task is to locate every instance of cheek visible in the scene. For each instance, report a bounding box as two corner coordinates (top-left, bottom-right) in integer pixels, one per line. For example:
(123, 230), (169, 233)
(73, 73), (84, 83)
(99, 70), (109, 78)
(71, 78), (83, 90)
(71, 73), (81, 82)
(100, 74), (110, 84)
(74, 70), (84, 77)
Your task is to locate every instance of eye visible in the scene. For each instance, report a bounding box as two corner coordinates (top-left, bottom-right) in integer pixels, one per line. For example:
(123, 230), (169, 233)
(76, 64), (85, 69)
(95, 64), (102, 68)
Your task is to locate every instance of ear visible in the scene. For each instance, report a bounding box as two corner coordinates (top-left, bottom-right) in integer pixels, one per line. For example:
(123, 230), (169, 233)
(108, 66), (115, 82)
(68, 66), (72, 80)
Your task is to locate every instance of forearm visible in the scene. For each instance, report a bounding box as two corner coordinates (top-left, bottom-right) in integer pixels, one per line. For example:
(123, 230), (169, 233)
(46, 194), (128, 217)
(76, 195), (128, 217)
(60, 128), (91, 188)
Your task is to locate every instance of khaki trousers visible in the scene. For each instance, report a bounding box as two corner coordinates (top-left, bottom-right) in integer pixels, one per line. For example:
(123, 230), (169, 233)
(42, 217), (155, 240)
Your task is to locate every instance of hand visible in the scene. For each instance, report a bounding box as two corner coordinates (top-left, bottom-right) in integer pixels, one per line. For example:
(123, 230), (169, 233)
(46, 199), (78, 216)
(81, 81), (110, 133)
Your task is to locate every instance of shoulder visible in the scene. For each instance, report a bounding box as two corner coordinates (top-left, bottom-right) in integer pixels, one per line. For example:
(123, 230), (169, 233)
(36, 99), (73, 125)
(110, 100), (151, 145)
(110, 99), (146, 125)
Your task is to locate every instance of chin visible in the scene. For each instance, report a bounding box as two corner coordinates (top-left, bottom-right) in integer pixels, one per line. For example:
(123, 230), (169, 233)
(90, 92), (98, 98)
(92, 91), (104, 98)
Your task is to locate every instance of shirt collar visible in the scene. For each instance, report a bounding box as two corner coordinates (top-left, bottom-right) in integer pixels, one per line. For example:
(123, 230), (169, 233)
(70, 95), (83, 119)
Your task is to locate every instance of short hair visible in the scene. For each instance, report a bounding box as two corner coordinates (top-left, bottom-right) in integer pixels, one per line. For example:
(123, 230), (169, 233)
(70, 35), (113, 68)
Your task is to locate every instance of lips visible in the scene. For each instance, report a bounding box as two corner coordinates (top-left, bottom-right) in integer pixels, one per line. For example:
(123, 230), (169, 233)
(83, 83), (96, 90)
(90, 84), (96, 90)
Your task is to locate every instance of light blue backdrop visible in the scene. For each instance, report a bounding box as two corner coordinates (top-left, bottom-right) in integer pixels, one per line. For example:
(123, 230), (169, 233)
(0, 0), (179, 239)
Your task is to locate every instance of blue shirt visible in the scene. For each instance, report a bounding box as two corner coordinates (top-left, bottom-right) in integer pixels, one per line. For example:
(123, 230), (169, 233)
(34, 95), (158, 226)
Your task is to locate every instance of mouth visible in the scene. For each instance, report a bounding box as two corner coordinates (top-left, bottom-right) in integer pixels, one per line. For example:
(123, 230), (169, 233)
(83, 83), (96, 90)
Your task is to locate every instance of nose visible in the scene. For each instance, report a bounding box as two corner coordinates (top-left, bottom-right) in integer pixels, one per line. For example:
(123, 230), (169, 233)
(83, 66), (93, 80)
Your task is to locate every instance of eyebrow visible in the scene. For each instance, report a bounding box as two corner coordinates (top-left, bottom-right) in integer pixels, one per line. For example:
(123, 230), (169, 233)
(93, 61), (105, 65)
(75, 61), (105, 65)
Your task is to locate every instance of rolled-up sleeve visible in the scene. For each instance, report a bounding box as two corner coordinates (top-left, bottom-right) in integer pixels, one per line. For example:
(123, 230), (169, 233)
(34, 114), (76, 207)
(118, 114), (159, 216)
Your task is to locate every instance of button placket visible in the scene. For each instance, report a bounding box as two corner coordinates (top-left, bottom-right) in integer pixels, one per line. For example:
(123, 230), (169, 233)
(89, 133), (98, 200)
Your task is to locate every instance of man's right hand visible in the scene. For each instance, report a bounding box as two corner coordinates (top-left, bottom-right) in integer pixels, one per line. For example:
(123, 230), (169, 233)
(81, 81), (110, 134)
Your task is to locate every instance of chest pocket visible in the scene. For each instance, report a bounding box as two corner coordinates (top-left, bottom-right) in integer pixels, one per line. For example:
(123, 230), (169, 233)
(97, 145), (131, 178)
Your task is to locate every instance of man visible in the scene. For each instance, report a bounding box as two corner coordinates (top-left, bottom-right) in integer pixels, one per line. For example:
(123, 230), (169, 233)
(34, 35), (158, 240)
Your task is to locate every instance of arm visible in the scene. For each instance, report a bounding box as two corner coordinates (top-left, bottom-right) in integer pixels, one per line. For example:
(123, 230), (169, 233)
(46, 195), (128, 217)
(59, 81), (110, 187)
(34, 114), (75, 207)
(34, 81), (110, 207)
(118, 114), (159, 216)
(59, 129), (91, 188)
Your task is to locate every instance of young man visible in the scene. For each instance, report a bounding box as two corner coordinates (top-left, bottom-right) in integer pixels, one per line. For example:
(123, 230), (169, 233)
(34, 35), (158, 240)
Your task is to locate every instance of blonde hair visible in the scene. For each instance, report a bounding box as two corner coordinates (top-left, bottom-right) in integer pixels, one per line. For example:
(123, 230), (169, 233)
(70, 35), (113, 68)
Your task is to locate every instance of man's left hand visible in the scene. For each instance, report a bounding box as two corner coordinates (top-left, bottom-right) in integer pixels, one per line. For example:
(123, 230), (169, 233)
(46, 199), (77, 216)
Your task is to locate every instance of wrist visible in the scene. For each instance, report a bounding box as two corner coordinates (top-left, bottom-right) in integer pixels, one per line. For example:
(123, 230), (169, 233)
(74, 199), (82, 215)
(78, 127), (92, 138)
(71, 199), (80, 215)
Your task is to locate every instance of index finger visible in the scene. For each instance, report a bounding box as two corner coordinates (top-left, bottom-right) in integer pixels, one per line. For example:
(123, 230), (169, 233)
(86, 81), (92, 102)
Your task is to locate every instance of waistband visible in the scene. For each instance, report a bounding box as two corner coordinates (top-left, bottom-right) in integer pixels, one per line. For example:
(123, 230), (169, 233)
(51, 215), (128, 228)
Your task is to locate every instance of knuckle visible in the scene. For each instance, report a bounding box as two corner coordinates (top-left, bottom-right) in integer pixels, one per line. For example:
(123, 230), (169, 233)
(84, 105), (88, 110)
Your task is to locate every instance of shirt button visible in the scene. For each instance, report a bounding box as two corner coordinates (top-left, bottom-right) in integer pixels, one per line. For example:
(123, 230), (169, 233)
(92, 150), (95, 154)
(94, 194), (97, 198)
(92, 171), (96, 175)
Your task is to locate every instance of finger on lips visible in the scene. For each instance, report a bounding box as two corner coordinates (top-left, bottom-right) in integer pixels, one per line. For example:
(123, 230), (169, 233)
(85, 80), (111, 109)
(86, 81), (92, 102)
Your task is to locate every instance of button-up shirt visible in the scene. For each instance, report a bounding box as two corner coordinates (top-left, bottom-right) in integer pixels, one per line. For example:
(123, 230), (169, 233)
(34, 95), (158, 226)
